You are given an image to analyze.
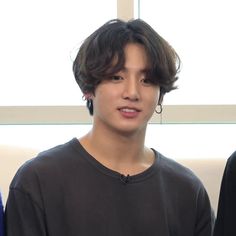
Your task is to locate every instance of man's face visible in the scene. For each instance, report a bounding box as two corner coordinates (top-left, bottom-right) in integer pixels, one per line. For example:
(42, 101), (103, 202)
(91, 43), (160, 136)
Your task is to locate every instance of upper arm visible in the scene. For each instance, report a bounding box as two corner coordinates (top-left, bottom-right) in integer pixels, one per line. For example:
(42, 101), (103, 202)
(195, 186), (215, 236)
(5, 187), (47, 236)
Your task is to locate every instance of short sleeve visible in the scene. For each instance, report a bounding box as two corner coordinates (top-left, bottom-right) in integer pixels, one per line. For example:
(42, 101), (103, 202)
(5, 187), (47, 236)
(195, 185), (215, 236)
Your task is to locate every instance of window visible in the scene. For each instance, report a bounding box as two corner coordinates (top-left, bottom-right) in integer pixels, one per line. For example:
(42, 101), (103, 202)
(0, 0), (116, 105)
(1, 0), (235, 143)
(138, 0), (236, 104)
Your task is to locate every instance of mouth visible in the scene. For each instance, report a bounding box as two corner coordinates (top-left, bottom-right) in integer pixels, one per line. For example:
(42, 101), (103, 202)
(118, 107), (141, 118)
(118, 107), (141, 113)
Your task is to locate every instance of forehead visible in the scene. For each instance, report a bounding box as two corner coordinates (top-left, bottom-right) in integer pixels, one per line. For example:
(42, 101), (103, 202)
(123, 43), (149, 69)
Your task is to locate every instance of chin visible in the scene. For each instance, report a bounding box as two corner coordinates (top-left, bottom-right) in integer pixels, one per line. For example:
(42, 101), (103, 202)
(114, 124), (146, 137)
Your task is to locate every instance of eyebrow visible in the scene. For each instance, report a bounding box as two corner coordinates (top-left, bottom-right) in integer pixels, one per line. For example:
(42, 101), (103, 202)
(119, 67), (150, 74)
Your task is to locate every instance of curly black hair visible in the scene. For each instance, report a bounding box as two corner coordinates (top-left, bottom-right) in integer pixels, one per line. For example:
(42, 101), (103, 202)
(73, 18), (181, 115)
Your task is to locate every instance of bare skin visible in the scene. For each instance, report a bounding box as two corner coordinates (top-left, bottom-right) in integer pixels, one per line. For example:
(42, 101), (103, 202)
(79, 43), (160, 176)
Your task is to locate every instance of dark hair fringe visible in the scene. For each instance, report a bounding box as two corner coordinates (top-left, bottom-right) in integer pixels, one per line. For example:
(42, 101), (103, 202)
(73, 18), (181, 115)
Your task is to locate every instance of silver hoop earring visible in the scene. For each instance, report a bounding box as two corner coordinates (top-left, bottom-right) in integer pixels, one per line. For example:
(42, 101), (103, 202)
(155, 104), (163, 114)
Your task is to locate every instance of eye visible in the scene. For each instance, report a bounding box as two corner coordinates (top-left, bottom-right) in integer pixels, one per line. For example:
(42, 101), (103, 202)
(141, 78), (152, 85)
(110, 75), (123, 82)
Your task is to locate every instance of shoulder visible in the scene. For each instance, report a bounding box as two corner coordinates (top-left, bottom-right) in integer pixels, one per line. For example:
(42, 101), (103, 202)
(154, 151), (212, 221)
(37, 138), (79, 161)
(156, 151), (205, 193)
(23, 138), (78, 168)
(157, 152), (199, 181)
(227, 150), (236, 170)
(10, 138), (80, 189)
(222, 150), (236, 183)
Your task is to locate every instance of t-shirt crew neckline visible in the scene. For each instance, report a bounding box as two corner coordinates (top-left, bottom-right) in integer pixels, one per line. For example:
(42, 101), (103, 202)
(70, 137), (160, 184)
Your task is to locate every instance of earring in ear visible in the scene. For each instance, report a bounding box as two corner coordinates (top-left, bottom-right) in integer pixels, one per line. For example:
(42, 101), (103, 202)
(155, 104), (163, 114)
(82, 93), (93, 100)
(87, 99), (93, 109)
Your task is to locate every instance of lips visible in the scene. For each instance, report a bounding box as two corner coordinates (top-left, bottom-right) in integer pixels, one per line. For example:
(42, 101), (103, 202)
(118, 106), (141, 118)
(120, 108), (139, 112)
(118, 106), (141, 112)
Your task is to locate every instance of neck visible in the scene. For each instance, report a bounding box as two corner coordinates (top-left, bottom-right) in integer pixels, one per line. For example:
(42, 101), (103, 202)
(79, 124), (154, 175)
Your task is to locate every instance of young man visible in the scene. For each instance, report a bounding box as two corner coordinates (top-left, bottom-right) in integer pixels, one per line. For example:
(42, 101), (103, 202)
(5, 19), (213, 235)
(213, 151), (236, 236)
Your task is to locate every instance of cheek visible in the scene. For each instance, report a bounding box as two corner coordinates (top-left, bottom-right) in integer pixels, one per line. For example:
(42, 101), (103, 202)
(95, 86), (120, 104)
(147, 89), (160, 106)
(92, 90), (115, 115)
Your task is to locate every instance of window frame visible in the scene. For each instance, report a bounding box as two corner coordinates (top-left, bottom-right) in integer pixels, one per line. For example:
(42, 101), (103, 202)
(0, 0), (235, 125)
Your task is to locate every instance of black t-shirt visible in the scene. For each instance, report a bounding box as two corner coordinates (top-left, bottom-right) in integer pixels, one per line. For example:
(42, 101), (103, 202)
(214, 151), (236, 236)
(5, 138), (213, 236)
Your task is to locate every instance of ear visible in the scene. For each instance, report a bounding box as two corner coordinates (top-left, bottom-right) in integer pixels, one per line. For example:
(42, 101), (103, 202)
(83, 93), (93, 100)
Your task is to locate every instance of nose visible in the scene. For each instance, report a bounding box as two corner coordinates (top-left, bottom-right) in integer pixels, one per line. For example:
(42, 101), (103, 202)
(122, 78), (140, 101)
